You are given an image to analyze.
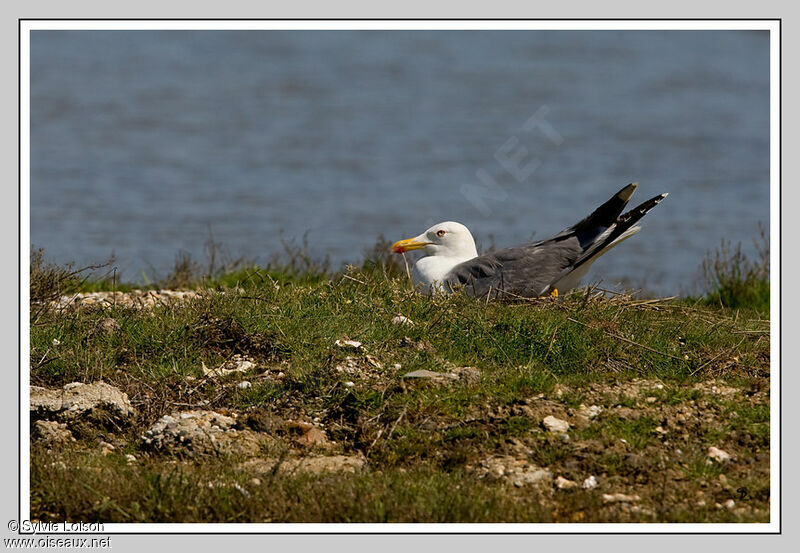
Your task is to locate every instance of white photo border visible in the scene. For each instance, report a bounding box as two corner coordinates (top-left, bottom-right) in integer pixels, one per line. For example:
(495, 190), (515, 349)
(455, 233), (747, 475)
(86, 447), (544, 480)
(19, 18), (781, 534)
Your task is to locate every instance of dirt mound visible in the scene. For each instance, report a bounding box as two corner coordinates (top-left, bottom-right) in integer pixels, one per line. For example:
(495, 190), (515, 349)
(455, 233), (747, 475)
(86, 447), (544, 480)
(143, 410), (269, 456)
(30, 381), (135, 421)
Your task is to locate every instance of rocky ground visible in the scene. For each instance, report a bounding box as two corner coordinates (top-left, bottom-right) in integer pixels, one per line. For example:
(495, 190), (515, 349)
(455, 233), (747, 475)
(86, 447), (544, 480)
(30, 285), (771, 523)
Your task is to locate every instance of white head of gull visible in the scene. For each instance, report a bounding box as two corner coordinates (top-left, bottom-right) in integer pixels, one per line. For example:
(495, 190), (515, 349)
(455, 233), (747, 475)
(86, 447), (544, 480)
(391, 221), (478, 294)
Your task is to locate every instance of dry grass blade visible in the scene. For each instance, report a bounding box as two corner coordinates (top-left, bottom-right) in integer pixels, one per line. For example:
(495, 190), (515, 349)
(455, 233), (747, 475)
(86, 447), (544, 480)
(341, 274), (367, 286)
(401, 253), (413, 288)
(544, 326), (559, 361)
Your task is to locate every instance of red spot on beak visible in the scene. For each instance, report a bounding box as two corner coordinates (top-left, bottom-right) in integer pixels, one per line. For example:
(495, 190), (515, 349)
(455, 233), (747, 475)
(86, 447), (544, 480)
(393, 244), (405, 254)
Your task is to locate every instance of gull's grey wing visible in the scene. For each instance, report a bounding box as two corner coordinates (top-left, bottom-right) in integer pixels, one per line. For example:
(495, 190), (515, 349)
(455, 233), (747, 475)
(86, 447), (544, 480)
(445, 237), (583, 298)
(445, 184), (667, 299)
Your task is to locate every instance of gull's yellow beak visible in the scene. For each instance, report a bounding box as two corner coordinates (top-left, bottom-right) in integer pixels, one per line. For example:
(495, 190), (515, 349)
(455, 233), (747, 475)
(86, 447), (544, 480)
(392, 237), (430, 254)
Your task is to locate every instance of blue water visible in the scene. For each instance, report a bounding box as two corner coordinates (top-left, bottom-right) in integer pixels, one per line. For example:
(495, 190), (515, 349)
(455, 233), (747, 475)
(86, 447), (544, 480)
(30, 30), (770, 295)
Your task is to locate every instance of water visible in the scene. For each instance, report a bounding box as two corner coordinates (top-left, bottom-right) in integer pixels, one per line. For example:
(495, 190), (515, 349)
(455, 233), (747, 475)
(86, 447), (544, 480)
(30, 30), (770, 295)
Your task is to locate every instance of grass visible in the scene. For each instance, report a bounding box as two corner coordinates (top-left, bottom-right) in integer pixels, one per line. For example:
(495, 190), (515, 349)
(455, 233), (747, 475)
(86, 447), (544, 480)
(31, 449), (558, 523)
(28, 239), (771, 523)
(698, 224), (770, 310)
(575, 416), (661, 450)
(29, 248), (118, 305)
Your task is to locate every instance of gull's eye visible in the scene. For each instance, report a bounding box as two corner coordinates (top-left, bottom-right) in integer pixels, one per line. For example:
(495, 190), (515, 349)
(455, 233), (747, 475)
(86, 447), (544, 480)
(436, 230), (446, 237)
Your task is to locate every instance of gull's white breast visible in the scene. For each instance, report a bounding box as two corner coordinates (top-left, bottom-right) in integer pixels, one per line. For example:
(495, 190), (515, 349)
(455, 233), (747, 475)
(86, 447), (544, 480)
(412, 255), (474, 294)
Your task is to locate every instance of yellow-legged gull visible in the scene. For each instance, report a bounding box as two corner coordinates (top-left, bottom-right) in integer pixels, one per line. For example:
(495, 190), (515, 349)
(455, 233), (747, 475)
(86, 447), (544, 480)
(392, 183), (667, 297)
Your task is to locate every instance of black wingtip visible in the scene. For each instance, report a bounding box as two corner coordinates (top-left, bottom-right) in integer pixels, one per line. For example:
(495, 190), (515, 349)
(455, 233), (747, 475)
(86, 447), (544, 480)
(564, 183), (639, 241)
(618, 192), (669, 224)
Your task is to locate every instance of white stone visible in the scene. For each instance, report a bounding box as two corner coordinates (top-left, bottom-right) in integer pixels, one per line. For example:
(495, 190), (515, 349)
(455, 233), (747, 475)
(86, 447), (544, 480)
(392, 316), (414, 326)
(237, 381), (252, 390)
(580, 405), (603, 419)
(236, 360), (255, 372)
(582, 475), (598, 489)
(708, 446), (732, 463)
(335, 339), (363, 350)
(202, 357), (257, 377)
(602, 493), (641, 504)
(543, 415), (570, 433)
(403, 369), (458, 381)
(555, 476), (578, 489)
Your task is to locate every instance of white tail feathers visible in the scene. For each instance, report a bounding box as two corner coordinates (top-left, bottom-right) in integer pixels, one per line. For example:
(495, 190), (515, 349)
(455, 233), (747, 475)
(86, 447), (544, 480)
(604, 225), (641, 253)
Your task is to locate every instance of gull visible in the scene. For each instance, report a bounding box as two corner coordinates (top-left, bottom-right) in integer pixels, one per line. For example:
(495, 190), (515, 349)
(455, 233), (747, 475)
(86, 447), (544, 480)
(391, 183), (667, 298)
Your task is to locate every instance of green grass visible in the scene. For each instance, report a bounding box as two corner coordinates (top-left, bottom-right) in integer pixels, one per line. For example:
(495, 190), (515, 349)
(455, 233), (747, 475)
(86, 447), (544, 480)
(720, 401), (770, 444)
(30, 280), (769, 410)
(697, 225), (770, 310)
(576, 416), (661, 450)
(28, 244), (771, 523)
(647, 386), (704, 406)
(31, 448), (558, 523)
